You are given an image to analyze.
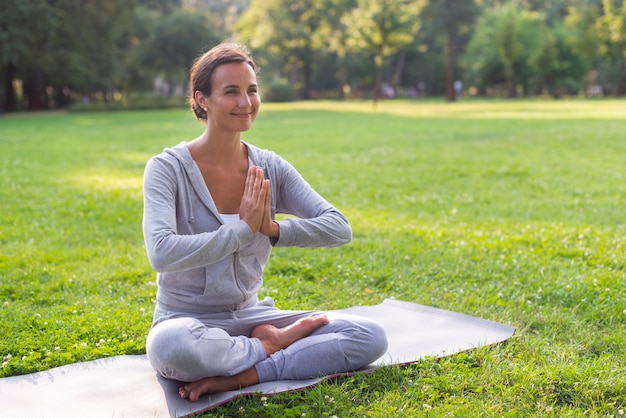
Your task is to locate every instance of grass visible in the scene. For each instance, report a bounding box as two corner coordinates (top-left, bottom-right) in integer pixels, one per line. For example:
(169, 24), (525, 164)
(1, 99), (625, 417)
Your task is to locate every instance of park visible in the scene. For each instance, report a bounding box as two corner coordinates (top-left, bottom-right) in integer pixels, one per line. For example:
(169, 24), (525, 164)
(1, 0), (626, 416)
(1, 99), (625, 416)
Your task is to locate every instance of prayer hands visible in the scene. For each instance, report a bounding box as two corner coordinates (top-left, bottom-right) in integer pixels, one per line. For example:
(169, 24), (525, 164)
(239, 166), (279, 238)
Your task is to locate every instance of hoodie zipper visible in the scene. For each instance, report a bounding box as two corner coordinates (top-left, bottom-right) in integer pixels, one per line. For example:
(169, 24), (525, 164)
(232, 252), (248, 303)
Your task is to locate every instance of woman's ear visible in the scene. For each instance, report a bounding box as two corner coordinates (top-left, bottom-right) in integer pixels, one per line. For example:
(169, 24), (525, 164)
(194, 90), (207, 111)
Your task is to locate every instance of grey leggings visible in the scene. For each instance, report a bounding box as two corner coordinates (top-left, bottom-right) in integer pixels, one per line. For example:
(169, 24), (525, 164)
(146, 297), (388, 383)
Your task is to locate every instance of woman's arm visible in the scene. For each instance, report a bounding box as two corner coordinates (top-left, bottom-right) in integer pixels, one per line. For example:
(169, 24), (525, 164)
(142, 156), (253, 272)
(270, 155), (352, 248)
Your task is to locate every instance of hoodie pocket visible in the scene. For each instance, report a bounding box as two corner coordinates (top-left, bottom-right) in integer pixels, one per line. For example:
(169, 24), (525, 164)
(157, 267), (206, 297)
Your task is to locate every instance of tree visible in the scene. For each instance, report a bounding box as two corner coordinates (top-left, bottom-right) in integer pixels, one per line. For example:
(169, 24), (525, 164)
(565, 0), (604, 95)
(420, 0), (480, 101)
(342, 0), (425, 103)
(1, 0), (139, 111)
(463, 2), (545, 97)
(530, 22), (588, 96)
(138, 10), (220, 96)
(238, 0), (338, 99)
(0, 0), (55, 111)
(312, 0), (358, 97)
(597, 0), (626, 95)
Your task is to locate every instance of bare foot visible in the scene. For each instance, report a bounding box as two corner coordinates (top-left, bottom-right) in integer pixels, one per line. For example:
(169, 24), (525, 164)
(251, 315), (329, 356)
(179, 367), (259, 402)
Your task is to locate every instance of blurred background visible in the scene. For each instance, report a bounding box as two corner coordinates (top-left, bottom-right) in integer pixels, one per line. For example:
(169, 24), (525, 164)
(1, 0), (624, 112)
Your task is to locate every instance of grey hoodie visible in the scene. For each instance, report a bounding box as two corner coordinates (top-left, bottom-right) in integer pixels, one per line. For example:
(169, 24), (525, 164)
(142, 141), (351, 313)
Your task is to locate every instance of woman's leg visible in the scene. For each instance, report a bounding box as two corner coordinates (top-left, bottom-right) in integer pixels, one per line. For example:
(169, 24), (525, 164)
(254, 313), (388, 382)
(146, 317), (268, 382)
(148, 300), (388, 401)
(177, 315), (331, 401)
(178, 314), (388, 401)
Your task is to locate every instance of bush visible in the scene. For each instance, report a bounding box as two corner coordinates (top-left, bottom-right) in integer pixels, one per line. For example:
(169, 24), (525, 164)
(263, 81), (296, 102)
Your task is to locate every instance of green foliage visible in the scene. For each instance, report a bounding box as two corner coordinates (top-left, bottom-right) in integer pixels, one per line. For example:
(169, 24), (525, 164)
(343, 0), (423, 58)
(463, 3), (547, 96)
(528, 22), (588, 96)
(137, 9), (221, 93)
(4, 0), (626, 113)
(0, 0), (55, 68)
(262, 81), (296, 102)
(1, 100), (625, 416)
(68, 93), (186, 112)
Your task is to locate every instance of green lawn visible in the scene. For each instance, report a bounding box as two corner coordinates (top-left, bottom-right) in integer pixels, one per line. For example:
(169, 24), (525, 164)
(1, 99), (624, 417)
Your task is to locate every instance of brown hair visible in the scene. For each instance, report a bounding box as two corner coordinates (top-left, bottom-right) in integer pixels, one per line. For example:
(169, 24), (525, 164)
(188, 43), (257, 120)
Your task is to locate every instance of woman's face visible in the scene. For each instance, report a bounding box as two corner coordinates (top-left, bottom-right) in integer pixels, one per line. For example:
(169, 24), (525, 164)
(202, 62), (260, 133)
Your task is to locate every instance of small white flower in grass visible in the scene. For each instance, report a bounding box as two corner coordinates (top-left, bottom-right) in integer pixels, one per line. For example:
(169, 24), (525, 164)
(618, 409), (624, 416)
(2, 301), (8, 306)
(423, 404), (432, 410)
(80, 342), (87, 348)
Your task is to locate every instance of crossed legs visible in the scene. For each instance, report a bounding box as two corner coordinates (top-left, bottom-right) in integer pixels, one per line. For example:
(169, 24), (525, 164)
(146, 305), (388, 402)
(178, 315), (330, 401)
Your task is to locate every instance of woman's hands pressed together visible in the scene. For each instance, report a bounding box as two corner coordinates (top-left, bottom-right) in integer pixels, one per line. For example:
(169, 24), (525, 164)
(239, 166), (279, 238)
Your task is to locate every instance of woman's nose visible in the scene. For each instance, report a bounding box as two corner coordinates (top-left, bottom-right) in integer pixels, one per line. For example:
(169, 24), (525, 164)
(238, 92), (251, 107)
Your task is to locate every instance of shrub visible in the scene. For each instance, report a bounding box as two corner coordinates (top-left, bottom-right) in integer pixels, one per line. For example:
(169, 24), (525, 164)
(263, 81), (296, 102)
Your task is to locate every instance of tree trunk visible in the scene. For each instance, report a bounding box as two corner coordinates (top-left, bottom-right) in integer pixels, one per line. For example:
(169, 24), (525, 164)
(445, 24), (456, 102)
(617, 56), (625, 97)
(373, 58), (383, 107)
(392, 51), (406, 89)
(303, 53), (312, 100)
(3, 63), (16, 112)
(506, 78), (516, 98)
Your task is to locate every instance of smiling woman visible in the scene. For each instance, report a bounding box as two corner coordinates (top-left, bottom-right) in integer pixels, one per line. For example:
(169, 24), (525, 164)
(188, 43), (260, 128)
(141, 42), (388, 402)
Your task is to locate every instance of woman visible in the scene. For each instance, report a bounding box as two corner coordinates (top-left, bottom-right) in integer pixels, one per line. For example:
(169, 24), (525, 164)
(143, 42), (388, 402)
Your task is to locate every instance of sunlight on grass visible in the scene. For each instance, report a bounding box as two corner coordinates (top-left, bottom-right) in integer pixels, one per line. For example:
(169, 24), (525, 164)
(61, 171), (143, 196)
(263, 99), (626, 120)
(118, 152), (155, 164)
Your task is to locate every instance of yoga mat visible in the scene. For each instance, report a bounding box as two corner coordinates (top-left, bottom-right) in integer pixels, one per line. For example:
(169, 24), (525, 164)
(0, 299), (515, 417)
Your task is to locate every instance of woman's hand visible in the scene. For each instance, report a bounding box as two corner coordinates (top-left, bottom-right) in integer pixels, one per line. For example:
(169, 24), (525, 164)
(239, 166), (280, 238)
(239, 166), (266, 234)
(260, 177), (279, 239)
